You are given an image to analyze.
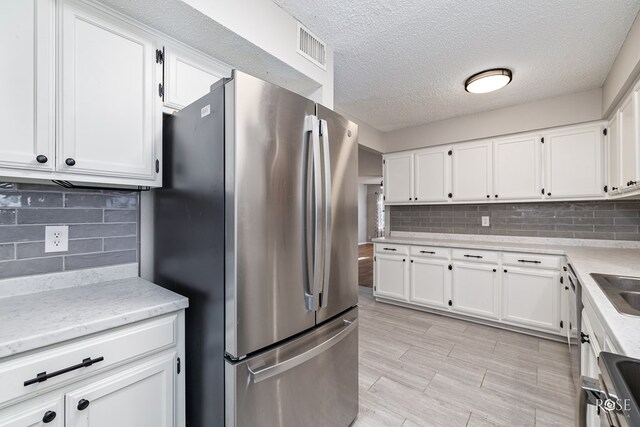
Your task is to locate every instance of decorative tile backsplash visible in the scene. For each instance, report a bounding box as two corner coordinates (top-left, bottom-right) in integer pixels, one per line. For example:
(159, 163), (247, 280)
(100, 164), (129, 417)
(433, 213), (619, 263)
(0, 182), (139, 279)
(390, 201), (640, 241)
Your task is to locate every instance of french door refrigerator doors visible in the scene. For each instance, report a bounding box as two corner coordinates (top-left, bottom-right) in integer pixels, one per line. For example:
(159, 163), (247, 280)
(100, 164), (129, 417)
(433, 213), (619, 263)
(225, 307), (359, 427)
(225, 72), (318, 359)
(315, 105), (359, 324)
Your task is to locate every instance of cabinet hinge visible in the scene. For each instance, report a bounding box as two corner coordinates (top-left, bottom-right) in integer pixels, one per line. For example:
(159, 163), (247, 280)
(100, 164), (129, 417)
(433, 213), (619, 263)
(448, 264), (452, 270)
(374, 256), (376, 261)
(541, 137), (544, 144)
(560, 320), (564, 329)
(541, 188), (545, 195)
(560, 276), (564, 284)
(176, 357), (181, 374)
(383, 159), (386, 164)
(155, 48), (164, 64)
(448, 300), (452, 306)
(383, 195), (386, 201)
(158, 83), (164, 99)
(603, 128), (608, 136)
(604, 185), (608, 193)
(448, 150), (452, 156)
(155, 159), (160, 173)
(374, 286), (377, 291)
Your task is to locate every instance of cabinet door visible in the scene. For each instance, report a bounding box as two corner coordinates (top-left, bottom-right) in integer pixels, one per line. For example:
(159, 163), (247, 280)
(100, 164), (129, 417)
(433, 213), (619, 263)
(502, 267), (560, 332)
(452, 262), (499, 319)
(59, 0), (157, 179)
(580, 315), (601, 427)
(544, 124), (604, 199)
(451, 140), (492, 201)
(414, 147), (450, 202)
(493, 135), (541, 200)
(620, 91), (639, 189)
(65, 353), (175, 427)
(164, 45), (231, 110)
(410, 258), (450, 309)
(0, 0), (54, 172)
(374, 254), (408, 301)
(0, 396), (63, 427)
(608, 113), (622, 193)
(384, 153), (413, 203)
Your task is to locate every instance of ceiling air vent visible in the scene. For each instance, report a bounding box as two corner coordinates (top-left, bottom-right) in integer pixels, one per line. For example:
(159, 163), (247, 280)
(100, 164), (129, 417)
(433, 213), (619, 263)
(297, 23), (327, 70)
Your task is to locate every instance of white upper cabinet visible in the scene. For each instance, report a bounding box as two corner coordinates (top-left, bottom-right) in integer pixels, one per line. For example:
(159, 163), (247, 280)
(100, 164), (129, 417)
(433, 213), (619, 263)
(414, 146), (451, 203)
(59, 0), (159, 181)
(543, 124), (604, 199)
(620, 90), (639, 189)
(493, 134), (542, 200)
(163, 44), (231, 110)
(451, 140), (493, 201)
(607, 114), (622, 193)
(384, 153), (413, 203)
(0, 0), (55, 172)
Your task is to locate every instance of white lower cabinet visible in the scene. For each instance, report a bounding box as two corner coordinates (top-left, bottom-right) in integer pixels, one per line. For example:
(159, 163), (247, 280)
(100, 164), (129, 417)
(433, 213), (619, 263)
(409, 258), (450, 309)
(501, 267), (560, 333)
(0, 396), (63, 427)
(374, 243), (565, 335)
(0, 312), (185, 427)
(65, 354), (174, 427)
(374, 254), (409, 301)
(452, 262), (500, 320)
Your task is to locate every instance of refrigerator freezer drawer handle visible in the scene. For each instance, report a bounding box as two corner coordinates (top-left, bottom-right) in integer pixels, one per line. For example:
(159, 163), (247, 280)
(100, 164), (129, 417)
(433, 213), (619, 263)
(247, 318), (357, 384)
(320, 119), (332, 308)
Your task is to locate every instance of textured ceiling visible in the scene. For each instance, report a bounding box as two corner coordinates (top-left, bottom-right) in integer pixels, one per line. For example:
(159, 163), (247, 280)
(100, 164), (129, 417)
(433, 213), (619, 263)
(272, 0), (640, 131)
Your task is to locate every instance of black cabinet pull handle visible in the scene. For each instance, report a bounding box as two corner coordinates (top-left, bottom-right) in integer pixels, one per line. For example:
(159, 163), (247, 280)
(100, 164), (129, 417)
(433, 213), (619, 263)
(612, 187), (618, 191)
(581, 332), (590, 344)
(24, 356), (104, 386)
(65, 158), (76, 166)
(383, 247), (396, 251)
(463, 254), (483, 259)
(517, 259), (542, 264)
(42, 411), (56, 423)
(77, 399), (90, 411)
(420, 250), (435, 254)
(36, 155), (48, 164)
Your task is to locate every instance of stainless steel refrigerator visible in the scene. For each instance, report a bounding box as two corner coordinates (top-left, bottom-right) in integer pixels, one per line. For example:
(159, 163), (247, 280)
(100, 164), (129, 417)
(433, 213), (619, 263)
(153, 70), (359, 426)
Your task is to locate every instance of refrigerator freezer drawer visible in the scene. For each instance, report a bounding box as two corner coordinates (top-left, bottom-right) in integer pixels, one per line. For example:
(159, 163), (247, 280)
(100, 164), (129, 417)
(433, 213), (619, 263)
(225, 308), (359, 427)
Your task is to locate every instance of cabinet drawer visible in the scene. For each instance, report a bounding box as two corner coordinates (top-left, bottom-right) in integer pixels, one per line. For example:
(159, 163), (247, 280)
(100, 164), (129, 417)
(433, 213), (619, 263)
(502, 252), (561, 269)
(375, 244), (409, 256)
(451, 248), (498, 263)
(0, 314), (176, 406)
(410, 246), (449, 259)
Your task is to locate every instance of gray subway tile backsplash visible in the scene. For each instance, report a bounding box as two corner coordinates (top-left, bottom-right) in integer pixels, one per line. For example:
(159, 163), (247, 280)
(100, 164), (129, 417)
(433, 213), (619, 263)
(389, 200), (640, 241)
(0, 182), (139, 279)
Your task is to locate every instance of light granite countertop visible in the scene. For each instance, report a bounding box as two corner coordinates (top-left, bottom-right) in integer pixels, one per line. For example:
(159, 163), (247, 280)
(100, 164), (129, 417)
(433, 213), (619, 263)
(0, 266), (188, 359)
(373, 234), (640, 358)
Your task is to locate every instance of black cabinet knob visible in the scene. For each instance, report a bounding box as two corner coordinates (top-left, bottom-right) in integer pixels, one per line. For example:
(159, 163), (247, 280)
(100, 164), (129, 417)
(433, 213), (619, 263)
(486, 195), (490, 198)
(504, 269), (508, 273)
(492, 268), (496, 272)
(448, 193), (452, 198)
(494, 194), (498, 198)
(77, 399), (90, 411)
(36, 155), (48, 164)
(42, 411), (56, 423)
(65, 158), (76, 166)
(547, 192), (551, 196)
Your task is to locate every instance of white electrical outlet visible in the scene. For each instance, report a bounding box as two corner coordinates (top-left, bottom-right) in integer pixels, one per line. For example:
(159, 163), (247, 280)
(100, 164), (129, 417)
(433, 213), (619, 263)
(482, 216), (490, 227)
(45, 226), (69, 253)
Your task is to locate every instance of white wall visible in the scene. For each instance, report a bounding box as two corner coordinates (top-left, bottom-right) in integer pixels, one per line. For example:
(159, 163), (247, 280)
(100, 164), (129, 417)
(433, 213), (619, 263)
(358, 146), (383, 178)
(603, 12), (640, 117)
(382, 88), (602, 153)
(336, 109), (385, 152)
(358, 184), (367, 244)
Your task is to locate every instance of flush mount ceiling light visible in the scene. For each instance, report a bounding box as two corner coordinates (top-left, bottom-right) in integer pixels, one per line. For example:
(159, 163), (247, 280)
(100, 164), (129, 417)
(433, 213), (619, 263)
(465, 68), (512, 94)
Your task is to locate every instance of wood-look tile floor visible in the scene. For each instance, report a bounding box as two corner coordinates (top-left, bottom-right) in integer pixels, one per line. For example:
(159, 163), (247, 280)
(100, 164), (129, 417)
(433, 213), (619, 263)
(354, 287), (575, 427)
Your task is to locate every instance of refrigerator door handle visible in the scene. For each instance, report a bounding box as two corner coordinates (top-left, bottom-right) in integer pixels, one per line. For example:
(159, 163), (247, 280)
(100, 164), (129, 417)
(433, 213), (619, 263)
(304, 116), (322, 311)
(319, 119), (332, 308)
(247, 318), (357, 384)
